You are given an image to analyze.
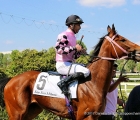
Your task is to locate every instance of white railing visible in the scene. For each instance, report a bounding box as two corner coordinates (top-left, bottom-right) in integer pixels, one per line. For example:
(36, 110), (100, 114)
(116, 72), (140, 76)
(114, 73), (140, 96)
(114, 78), (140, 81)
(117, 82), (140, 96)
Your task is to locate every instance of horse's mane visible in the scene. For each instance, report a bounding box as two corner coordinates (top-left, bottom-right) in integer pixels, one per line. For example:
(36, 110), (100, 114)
(89, 29), (117, 62)
(93, 36), (106, 56)
(89, 34), (108, 62)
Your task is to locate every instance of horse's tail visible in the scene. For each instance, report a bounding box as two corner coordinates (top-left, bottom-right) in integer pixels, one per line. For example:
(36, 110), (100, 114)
(0, 77), (12, 107)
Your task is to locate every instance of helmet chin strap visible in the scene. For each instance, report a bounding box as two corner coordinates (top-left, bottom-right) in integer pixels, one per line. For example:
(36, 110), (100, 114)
(70, 24), (76, 34)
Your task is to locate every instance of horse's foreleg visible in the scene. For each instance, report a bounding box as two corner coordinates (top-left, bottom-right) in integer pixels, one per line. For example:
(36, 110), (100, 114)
(5, 99), (27, 120)
(4, 86), (31, 120)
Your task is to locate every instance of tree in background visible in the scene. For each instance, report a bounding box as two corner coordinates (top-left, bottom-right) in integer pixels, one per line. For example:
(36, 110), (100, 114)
(0, 44), (140, 120)
(1, 48), (55, 77)
(125, 60), (136, 72)
(0, 53), (3, 67)
(135, 62), (140, 72)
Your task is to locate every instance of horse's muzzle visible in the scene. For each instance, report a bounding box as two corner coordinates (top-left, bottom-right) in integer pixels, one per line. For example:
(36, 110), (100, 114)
(128, 51), (140, 61)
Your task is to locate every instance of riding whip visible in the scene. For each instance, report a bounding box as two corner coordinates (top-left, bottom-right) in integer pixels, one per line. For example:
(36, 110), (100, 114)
(79, 35), (84, 45)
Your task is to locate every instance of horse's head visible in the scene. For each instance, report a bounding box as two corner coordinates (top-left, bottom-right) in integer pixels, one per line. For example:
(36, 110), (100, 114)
(93, 24), (140, 61)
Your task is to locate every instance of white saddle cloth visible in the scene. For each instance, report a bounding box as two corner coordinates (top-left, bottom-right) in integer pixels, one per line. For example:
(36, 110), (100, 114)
(33, 72), (78, 98)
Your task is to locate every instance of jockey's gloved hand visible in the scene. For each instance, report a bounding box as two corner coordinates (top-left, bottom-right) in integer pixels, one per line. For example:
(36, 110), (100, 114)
(80, 49), (87, 55)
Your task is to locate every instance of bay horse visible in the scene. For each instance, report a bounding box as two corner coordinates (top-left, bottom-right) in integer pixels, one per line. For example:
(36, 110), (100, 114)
(1, 24), (140, 120)
(123, 85), (140, 120)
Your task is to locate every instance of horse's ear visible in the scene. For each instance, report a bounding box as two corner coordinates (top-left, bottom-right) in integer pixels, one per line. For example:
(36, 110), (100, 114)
(107, 25), (111, 33)
(112, 24), (115, 32)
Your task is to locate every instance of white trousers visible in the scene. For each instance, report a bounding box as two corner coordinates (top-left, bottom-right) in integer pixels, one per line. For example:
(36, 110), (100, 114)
(56, 62), (90, 77)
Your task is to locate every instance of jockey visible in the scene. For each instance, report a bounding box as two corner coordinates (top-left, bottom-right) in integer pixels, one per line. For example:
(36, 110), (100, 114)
(55, 15), (90, 94)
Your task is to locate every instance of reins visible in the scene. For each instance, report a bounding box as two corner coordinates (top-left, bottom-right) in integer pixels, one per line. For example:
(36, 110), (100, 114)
(118, 60), (129, 105)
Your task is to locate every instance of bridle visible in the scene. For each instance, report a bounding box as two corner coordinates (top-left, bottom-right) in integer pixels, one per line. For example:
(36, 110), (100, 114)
(105, 35), (128, 58)
(92, 34), (137, 61)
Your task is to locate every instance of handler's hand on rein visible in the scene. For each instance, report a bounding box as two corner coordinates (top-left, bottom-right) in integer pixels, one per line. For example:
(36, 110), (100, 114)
(118, 75), (129, 82)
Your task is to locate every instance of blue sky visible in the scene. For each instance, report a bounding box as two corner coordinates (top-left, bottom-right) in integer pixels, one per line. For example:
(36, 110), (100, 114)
(0, 0), (140, 53)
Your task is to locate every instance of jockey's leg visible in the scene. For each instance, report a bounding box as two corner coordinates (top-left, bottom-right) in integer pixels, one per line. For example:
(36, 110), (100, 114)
(56, 62), (90, 94)
(57, 72), (84, 94)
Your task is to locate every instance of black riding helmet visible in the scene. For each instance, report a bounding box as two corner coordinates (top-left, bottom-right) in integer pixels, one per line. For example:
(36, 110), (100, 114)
(65, 15), (84, 26)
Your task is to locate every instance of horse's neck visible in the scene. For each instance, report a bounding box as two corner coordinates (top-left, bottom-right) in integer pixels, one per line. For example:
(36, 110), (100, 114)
(88, 51), (114, 96)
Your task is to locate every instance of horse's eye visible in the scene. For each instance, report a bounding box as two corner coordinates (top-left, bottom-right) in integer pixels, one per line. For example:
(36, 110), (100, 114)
(120, 39), (126, 42)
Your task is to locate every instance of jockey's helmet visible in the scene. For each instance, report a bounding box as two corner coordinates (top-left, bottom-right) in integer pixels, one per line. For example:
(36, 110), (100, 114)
(65, 15), (84, 26)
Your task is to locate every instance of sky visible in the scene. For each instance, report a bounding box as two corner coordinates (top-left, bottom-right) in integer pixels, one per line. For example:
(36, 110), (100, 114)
(0, 0), (140, 53)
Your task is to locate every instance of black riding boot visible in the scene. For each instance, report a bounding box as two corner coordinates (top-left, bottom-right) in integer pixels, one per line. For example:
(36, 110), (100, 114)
(57, 72), (84, 94)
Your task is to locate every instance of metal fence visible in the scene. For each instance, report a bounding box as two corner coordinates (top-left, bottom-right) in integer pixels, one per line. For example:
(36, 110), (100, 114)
(117, 82), (140, 96)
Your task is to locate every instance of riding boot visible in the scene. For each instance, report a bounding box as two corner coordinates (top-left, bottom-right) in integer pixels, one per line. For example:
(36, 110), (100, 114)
(57, 72), (84, 94)
(68, 72), (84, 83)
(57, 76), (72, 94)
